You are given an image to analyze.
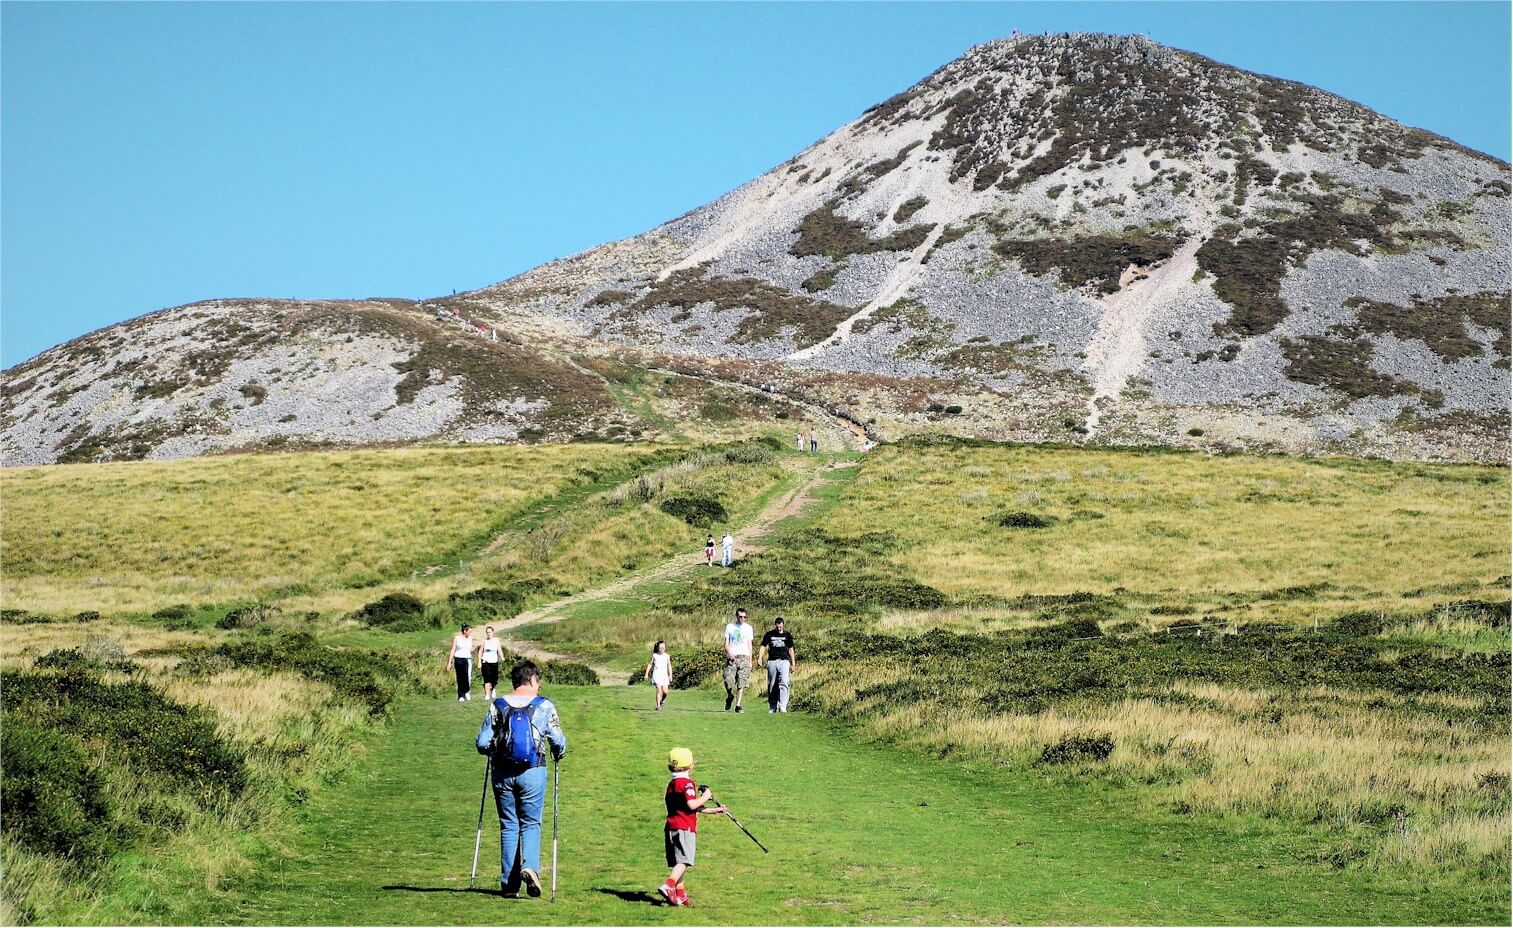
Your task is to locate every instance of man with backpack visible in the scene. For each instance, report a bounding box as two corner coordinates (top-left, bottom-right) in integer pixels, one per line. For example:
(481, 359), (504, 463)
(475, 660), (568, 898)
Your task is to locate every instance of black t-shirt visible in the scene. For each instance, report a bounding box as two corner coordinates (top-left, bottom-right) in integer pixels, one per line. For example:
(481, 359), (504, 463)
(760, 629), (795, 661)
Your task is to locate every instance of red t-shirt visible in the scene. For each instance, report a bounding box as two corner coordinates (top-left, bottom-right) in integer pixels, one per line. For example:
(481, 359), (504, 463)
(665, 775), (699, 831)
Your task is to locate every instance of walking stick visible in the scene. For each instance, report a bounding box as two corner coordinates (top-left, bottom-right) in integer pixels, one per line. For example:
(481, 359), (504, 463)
(550, 756), (560, 902)
(720, 807), (769, 853)
(469, 756), (491, 888)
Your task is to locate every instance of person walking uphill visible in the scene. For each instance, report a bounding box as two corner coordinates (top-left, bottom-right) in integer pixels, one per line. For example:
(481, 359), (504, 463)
(475, 660), (567, 898)
(722, 608), (754, 712)
(758, 616), (797, 713)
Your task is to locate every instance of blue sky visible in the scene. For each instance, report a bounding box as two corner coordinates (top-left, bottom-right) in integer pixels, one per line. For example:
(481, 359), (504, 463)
(3, 1), (1508, 368)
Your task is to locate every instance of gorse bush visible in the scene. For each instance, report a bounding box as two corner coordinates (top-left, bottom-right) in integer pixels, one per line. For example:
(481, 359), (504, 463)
(216, 603), (280, 630)
(995, 510), (1057, 528)
(0, 717), (117, 861)
(659, 496), (729, 528)
(3, 668), (248, 796)
(352, 592), (431, 632)
(1038, 733), (1115, 765)
(186, 632), (417, 715)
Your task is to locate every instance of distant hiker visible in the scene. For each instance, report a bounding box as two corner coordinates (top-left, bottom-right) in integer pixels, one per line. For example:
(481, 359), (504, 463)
(796, 431), (805, 451)
(705, 534), (716, 567)
(722, 608), (754, 713)
(446, 624), (478, 702)
(658, 747), (725, 907)
(645, 640), (673, 711)
(720, 532), (734, 568)
(758, 617), (797, 714)
(480, 626), (504, 700)
(476, 660), (568, 898)
(810, 433), (819, 452)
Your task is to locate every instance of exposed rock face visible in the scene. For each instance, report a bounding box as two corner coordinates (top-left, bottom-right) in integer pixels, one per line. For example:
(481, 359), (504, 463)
(4, 33), (1509, 463)
(0, 299), (615, 464)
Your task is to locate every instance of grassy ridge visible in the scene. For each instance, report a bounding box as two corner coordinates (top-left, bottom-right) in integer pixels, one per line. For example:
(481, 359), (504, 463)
(0, 444), (653, 615)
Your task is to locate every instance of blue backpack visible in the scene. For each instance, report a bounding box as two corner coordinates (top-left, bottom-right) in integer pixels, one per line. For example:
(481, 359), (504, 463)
(492, 697), (543, 765)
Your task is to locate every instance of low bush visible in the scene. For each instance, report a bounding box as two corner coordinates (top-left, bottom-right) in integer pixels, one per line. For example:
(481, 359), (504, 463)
(994, 510), (1056, 528)
(216, 603), (280, 630)
(188, 632), (418, 715)
(352, 592), (431, 631)
(539, 660), (600, 687)
(1038, 733), (1115, 765)
(0, 718), (117, 861)
(660, 496), (729, 528)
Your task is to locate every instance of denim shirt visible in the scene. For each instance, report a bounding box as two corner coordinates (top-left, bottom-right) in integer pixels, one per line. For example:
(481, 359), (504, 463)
(475, 695), (568, 768)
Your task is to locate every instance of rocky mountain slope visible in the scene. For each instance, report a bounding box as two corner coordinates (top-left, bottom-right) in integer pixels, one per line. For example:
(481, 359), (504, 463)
(4, 33), (1509, 464)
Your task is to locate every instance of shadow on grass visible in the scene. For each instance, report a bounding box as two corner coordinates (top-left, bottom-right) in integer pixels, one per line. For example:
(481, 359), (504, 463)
(594, 887), (666, 906)
(379, 885), (503, 897)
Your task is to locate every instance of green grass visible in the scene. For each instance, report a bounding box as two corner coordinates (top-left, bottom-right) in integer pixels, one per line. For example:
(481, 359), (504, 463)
(208, 687), (1507, 926)
(0, 444), (657, 615)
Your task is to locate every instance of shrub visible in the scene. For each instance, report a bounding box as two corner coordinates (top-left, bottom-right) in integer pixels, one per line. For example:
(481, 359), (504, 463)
(1187, 427), (1206, 437)
(1038, 733), (1115, 765)
(722, 441), (778, 464)
(196, 632), (417, 715)
(445, 581), (554, 626)
(3, 670), (248, 794)
(539, 660), (600, 687)
(0, 718), (117, 860)
(152, 604), (192, 621)
(944, 405), (963, 415)
(660, 496), (729, 528)
(352, 592), (430, 631)
(73, 611), (100, 623)
(994, 510), (1056, 529)
(216, 603), (280, 630)
(670, 650), (729, 689)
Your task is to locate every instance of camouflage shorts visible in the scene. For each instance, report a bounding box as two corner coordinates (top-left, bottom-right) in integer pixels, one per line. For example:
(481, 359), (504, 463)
(722, 659), (751, 691)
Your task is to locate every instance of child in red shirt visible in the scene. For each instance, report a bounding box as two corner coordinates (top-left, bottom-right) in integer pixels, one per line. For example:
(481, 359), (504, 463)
(659, 747), (725, 907)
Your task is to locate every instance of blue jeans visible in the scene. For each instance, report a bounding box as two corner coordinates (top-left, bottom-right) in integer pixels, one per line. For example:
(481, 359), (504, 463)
(493, 764), (547, 888)
(721, 547), (732, 566)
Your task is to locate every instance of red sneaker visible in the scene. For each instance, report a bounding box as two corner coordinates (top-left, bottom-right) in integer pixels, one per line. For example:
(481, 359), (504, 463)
(675, 888), (691, 907)
(657, 882), (680, 906)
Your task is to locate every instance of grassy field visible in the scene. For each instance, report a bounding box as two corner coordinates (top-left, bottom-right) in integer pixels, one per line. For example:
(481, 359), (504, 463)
(0, 444), (658, 615)
(509, 442), (1511, 889)
(213, 687), (1506, 926)
(1, 438), (1508, 924)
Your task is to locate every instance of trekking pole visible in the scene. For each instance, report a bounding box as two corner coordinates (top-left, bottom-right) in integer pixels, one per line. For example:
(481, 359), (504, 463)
(469, 756), (491, 888)
(551, 756), (560, 902)
(707, 793), (767, 853)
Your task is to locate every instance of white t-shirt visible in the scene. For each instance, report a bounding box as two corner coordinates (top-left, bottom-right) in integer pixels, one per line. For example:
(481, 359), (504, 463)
(452, 634), (474, 659)
(721, 534), (734, 550)
(724, 621), (754, 657)
(480, 638), (503, 663)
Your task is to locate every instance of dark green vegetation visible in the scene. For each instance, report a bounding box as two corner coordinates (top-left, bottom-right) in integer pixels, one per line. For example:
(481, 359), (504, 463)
(994, 232), (1178, 293)
(616, 266), (853, 348)
(1198, 193), (1400, 337)
(1278, 334), (1428, 401)
(789, 200), (934, 261)
(1345, 291), (1512, 367)
(658, 495), (728, 528)
(892, 196), (929, 223)
(212, 689), (1506, 926)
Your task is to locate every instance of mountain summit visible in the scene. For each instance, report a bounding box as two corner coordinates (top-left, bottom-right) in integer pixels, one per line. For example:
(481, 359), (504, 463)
(5, 34), (1509, 464)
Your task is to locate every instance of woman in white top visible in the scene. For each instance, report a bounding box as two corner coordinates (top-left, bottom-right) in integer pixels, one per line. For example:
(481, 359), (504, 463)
(644, 640), (673, 711)
(479, 626), (505, 700)
(445, 624), (477, 702)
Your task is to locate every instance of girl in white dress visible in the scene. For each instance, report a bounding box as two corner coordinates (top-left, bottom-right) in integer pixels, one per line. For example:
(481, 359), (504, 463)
(644, 640), (673, 711)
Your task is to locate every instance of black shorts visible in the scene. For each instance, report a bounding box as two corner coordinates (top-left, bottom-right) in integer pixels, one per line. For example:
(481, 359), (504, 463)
(481, 661), (500, 687)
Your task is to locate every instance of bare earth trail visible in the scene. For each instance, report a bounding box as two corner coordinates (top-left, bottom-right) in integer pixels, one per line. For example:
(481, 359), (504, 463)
(494, 459), (852, 682)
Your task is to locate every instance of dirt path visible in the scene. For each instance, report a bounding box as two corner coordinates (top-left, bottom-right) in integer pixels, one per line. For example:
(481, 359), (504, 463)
(494, 459), (850, 683)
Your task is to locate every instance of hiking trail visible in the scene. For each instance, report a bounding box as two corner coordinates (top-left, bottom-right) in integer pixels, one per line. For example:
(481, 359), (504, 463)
(494, 459), (851, 683)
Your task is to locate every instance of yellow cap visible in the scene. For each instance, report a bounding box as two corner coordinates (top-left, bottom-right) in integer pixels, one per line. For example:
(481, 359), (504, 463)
(668, 747), (694, 770)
